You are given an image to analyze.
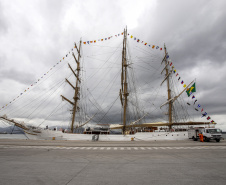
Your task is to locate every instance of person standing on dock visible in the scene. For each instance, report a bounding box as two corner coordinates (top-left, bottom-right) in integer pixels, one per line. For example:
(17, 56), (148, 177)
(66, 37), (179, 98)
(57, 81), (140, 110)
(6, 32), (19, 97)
(199, 132), (204, 142)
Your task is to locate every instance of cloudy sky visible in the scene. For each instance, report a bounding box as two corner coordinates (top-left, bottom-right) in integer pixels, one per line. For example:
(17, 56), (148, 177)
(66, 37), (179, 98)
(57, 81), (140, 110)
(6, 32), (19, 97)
(0, 0), (226, 130)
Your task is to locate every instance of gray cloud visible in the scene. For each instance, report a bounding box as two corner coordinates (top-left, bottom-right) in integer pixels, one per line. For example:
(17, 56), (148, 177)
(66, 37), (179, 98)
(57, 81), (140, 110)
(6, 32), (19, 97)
(0, 0), (226, 130)
(0, 3), (8, 34)
(0, 69), (35, 84)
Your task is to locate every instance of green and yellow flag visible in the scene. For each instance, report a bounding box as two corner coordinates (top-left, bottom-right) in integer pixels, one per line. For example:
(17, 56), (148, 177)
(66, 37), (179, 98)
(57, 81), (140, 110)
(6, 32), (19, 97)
(186, 83), (196, 97)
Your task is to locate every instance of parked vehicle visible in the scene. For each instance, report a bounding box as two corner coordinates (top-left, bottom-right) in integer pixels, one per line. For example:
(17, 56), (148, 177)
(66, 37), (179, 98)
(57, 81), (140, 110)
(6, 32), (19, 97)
(188, 127), (222, 142)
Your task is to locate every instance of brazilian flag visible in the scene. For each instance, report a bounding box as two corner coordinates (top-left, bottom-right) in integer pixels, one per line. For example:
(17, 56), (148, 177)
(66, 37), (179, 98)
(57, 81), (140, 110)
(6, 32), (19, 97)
(186, 83), (196, 97)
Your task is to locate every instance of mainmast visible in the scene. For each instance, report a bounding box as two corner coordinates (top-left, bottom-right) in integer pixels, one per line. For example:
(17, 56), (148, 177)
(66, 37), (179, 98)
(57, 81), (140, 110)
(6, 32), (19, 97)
(120, 27), (129, 135)
(164, 44), (173, 129)
(61, 40), (82, 133)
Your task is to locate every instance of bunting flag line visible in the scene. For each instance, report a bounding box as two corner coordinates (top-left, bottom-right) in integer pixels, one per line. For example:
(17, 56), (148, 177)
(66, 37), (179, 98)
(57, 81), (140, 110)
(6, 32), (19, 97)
(2, 31), (217, 124)
(1, 30), (164, 111)
(0, 43), (77, 111)
(81, 32), (163, 50)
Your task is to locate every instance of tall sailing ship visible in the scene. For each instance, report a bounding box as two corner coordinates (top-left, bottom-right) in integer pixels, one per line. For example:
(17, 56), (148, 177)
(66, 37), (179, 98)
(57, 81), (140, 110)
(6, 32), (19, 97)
(0, 27), (215, 140)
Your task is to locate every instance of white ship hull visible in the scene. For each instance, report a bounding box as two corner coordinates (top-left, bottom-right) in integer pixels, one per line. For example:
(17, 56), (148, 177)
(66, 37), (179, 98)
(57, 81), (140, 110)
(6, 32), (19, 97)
(24, 129), (188, 141)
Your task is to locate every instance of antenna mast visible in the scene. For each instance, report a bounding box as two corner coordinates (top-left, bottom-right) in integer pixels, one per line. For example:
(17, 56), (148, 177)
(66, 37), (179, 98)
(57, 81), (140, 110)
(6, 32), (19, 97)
(61, 40), (82, 133)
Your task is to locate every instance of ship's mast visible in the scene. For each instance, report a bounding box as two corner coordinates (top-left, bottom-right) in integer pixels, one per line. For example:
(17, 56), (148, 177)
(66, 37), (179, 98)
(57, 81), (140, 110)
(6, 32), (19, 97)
(121, 27), (128, 135)
(164, 44), (172, 129)
(161, 45), (213, 128)
(61, 40), (82, 133)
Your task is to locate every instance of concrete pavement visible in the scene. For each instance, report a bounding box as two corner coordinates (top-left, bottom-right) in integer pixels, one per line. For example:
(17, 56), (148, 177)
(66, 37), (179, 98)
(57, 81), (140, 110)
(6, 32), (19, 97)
(0, 138), (226, 147)
(0, 139), (226, 185)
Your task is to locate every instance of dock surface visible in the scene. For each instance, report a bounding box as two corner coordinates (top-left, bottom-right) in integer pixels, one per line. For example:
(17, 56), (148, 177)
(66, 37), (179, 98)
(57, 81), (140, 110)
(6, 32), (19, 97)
(1, 139), (226, 185)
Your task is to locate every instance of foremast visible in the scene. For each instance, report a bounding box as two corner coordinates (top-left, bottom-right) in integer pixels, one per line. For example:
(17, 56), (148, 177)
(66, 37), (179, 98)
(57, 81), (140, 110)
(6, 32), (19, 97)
(120, 27), (129, 135)
(61, 40), (82, 133)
